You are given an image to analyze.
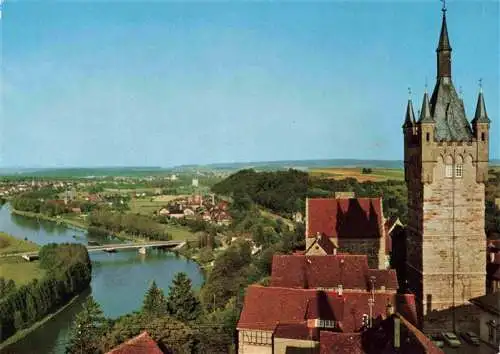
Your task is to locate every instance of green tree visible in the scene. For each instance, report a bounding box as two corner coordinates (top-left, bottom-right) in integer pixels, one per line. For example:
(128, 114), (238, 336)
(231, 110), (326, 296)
(166, 272), (201, 322)
(142, 281), (168, 316)
(66, 296), (107, 354)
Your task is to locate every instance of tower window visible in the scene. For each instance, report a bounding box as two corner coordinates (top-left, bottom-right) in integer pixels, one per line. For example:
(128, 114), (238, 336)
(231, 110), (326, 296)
(481, 132), (485, 141)
(445, 164), (453, 178)
(426, 133), (430, 142)
(455, 164), (463, 178)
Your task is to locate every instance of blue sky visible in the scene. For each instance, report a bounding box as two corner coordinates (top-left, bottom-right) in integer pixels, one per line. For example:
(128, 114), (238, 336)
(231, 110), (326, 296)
(1, 1), (498, 167)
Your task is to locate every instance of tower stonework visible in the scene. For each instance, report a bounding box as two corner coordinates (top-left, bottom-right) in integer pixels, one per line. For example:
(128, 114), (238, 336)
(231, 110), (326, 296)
(403, 7), (490, 331)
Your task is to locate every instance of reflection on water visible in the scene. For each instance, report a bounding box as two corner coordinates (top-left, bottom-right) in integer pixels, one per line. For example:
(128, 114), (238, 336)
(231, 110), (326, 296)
(0, 205), (203, 354)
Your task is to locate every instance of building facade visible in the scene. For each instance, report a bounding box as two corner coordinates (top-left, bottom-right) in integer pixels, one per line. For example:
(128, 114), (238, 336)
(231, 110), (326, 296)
(403, 6), (490, 329)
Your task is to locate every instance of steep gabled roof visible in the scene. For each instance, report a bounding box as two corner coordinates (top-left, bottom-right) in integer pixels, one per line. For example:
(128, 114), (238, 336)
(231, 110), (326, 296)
(106, 331), (163, 354)
(320, 332), (364, 354)
(429, 79), (473, 141)
(306, 198), (383, 239)
(271, 255), (398, 291)
(237, 286), (417, 333)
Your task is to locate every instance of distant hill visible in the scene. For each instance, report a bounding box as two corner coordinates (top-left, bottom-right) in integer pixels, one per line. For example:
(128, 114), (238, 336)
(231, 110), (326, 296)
(175, 159), (405, 171)
(1, 158), (498, 177)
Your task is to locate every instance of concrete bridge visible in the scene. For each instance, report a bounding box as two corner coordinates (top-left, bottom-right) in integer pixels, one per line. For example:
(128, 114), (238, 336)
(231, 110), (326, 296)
(17, 240), (185, 261)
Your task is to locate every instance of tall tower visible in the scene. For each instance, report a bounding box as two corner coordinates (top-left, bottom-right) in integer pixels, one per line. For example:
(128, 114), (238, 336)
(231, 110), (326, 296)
(403, 4), (490, 330)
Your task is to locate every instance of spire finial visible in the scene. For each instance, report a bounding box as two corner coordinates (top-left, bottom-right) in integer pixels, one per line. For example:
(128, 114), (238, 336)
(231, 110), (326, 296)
(408, 87), (412, 99)
(424, 78), (428, 93)
(441, 0), (447, 13)
(479, 78), (483, 93)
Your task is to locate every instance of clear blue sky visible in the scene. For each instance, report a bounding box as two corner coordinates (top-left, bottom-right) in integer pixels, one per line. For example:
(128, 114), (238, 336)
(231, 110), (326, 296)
(1, 1), (498, 167)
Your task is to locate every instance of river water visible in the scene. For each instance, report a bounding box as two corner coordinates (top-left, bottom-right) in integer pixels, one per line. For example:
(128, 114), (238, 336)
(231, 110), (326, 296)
(0, 204), (204, 354)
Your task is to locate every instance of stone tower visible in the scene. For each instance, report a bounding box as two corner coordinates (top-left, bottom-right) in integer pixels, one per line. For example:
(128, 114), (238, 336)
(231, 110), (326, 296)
(403, 5), (491, 330)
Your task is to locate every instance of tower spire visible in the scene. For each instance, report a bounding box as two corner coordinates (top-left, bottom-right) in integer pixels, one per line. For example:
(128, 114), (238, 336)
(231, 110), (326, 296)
(419, 89), (433, 123)
(472, 80), (490, 124)
(403, 87), (416, 128)
(437, 1), (452, 78)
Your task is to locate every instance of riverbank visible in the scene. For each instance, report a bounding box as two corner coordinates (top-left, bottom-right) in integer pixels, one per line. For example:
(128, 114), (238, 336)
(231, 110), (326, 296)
(0, 232), (39, 255)
(0, 293), (84, 351)
(10, 209), (87, 232)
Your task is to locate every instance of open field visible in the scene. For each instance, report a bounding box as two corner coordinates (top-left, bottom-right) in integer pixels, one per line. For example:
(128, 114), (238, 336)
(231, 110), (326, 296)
(129, 198), (170, 215)
(103, 187), (159, 194)
(309, 167), (404, 182)
(164, 225), (197, 241)
(0, 258), (45, 285)
(129, 195), (188, 215)
(0, 232), (39, 255)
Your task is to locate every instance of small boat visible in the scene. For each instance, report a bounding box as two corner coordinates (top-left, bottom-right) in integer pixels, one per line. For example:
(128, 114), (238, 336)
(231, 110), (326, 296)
(138, 247), (147, 255)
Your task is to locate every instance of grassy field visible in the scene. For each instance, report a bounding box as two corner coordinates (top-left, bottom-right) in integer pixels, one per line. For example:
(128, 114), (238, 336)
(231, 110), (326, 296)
(164, 225), (197, 241)
(129, 195), (187, 215)
(309, 167), (404, 182)
(129, 198), (170, 215)
(0, 258), (45, 285)
(0, 232), (39, 255)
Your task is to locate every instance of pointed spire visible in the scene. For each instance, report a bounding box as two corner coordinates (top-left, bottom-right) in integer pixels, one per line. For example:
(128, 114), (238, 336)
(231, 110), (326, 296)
(472, 80), (490, 124)
(436, 1), (452, 78)
(419, 90), (433, 123)
(438, 1), (451, 51)
(403, 88), (416, 128)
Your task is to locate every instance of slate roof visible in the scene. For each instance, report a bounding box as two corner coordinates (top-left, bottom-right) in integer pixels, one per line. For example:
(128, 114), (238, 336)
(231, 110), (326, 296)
(471, 91), (490, 124)
(237, 285), (417, 333)
(429, 78), (473, 141)
(424, 10), (474, 141)
(106, 331), (164, 354)
(403, 99), (416, 128)
(306, 198), (383, 239)
(271, 255), (398, 291)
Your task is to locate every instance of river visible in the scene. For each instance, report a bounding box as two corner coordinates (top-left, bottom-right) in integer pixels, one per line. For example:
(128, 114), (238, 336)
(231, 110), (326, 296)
(0, 204), (204, 354)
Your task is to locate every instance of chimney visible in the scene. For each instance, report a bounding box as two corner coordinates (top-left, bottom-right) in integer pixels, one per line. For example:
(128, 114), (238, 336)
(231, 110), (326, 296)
(338, 284), (343, 296)
(490, 252), (495, 263)
(316, 232), (321, 241)
(333, 248), (337, 256)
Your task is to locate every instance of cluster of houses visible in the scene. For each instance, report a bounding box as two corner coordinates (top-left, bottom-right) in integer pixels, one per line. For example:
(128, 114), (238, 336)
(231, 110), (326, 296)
(0, 180), (72, 197)
(157, 194), (232, 226)
(234, 193), (440, 354)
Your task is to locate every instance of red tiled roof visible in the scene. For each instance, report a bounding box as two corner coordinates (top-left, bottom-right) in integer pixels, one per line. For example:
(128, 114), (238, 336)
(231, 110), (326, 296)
(237, 286), (318, 331)
(307, 198), (384, 239)
(274, 322), (319, 341)
(237, 285), (417, 333)
(320, 332), (364, 354)
(106, 331), (163, 354)
(271, 255), (398, 291)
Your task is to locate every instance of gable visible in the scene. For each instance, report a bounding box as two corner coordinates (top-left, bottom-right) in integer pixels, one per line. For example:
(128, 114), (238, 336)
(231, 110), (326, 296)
(307, 198), (383, 239)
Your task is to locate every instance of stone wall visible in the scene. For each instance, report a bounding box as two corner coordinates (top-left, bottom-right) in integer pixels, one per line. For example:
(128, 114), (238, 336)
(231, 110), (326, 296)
(404, 138), (488, 329)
